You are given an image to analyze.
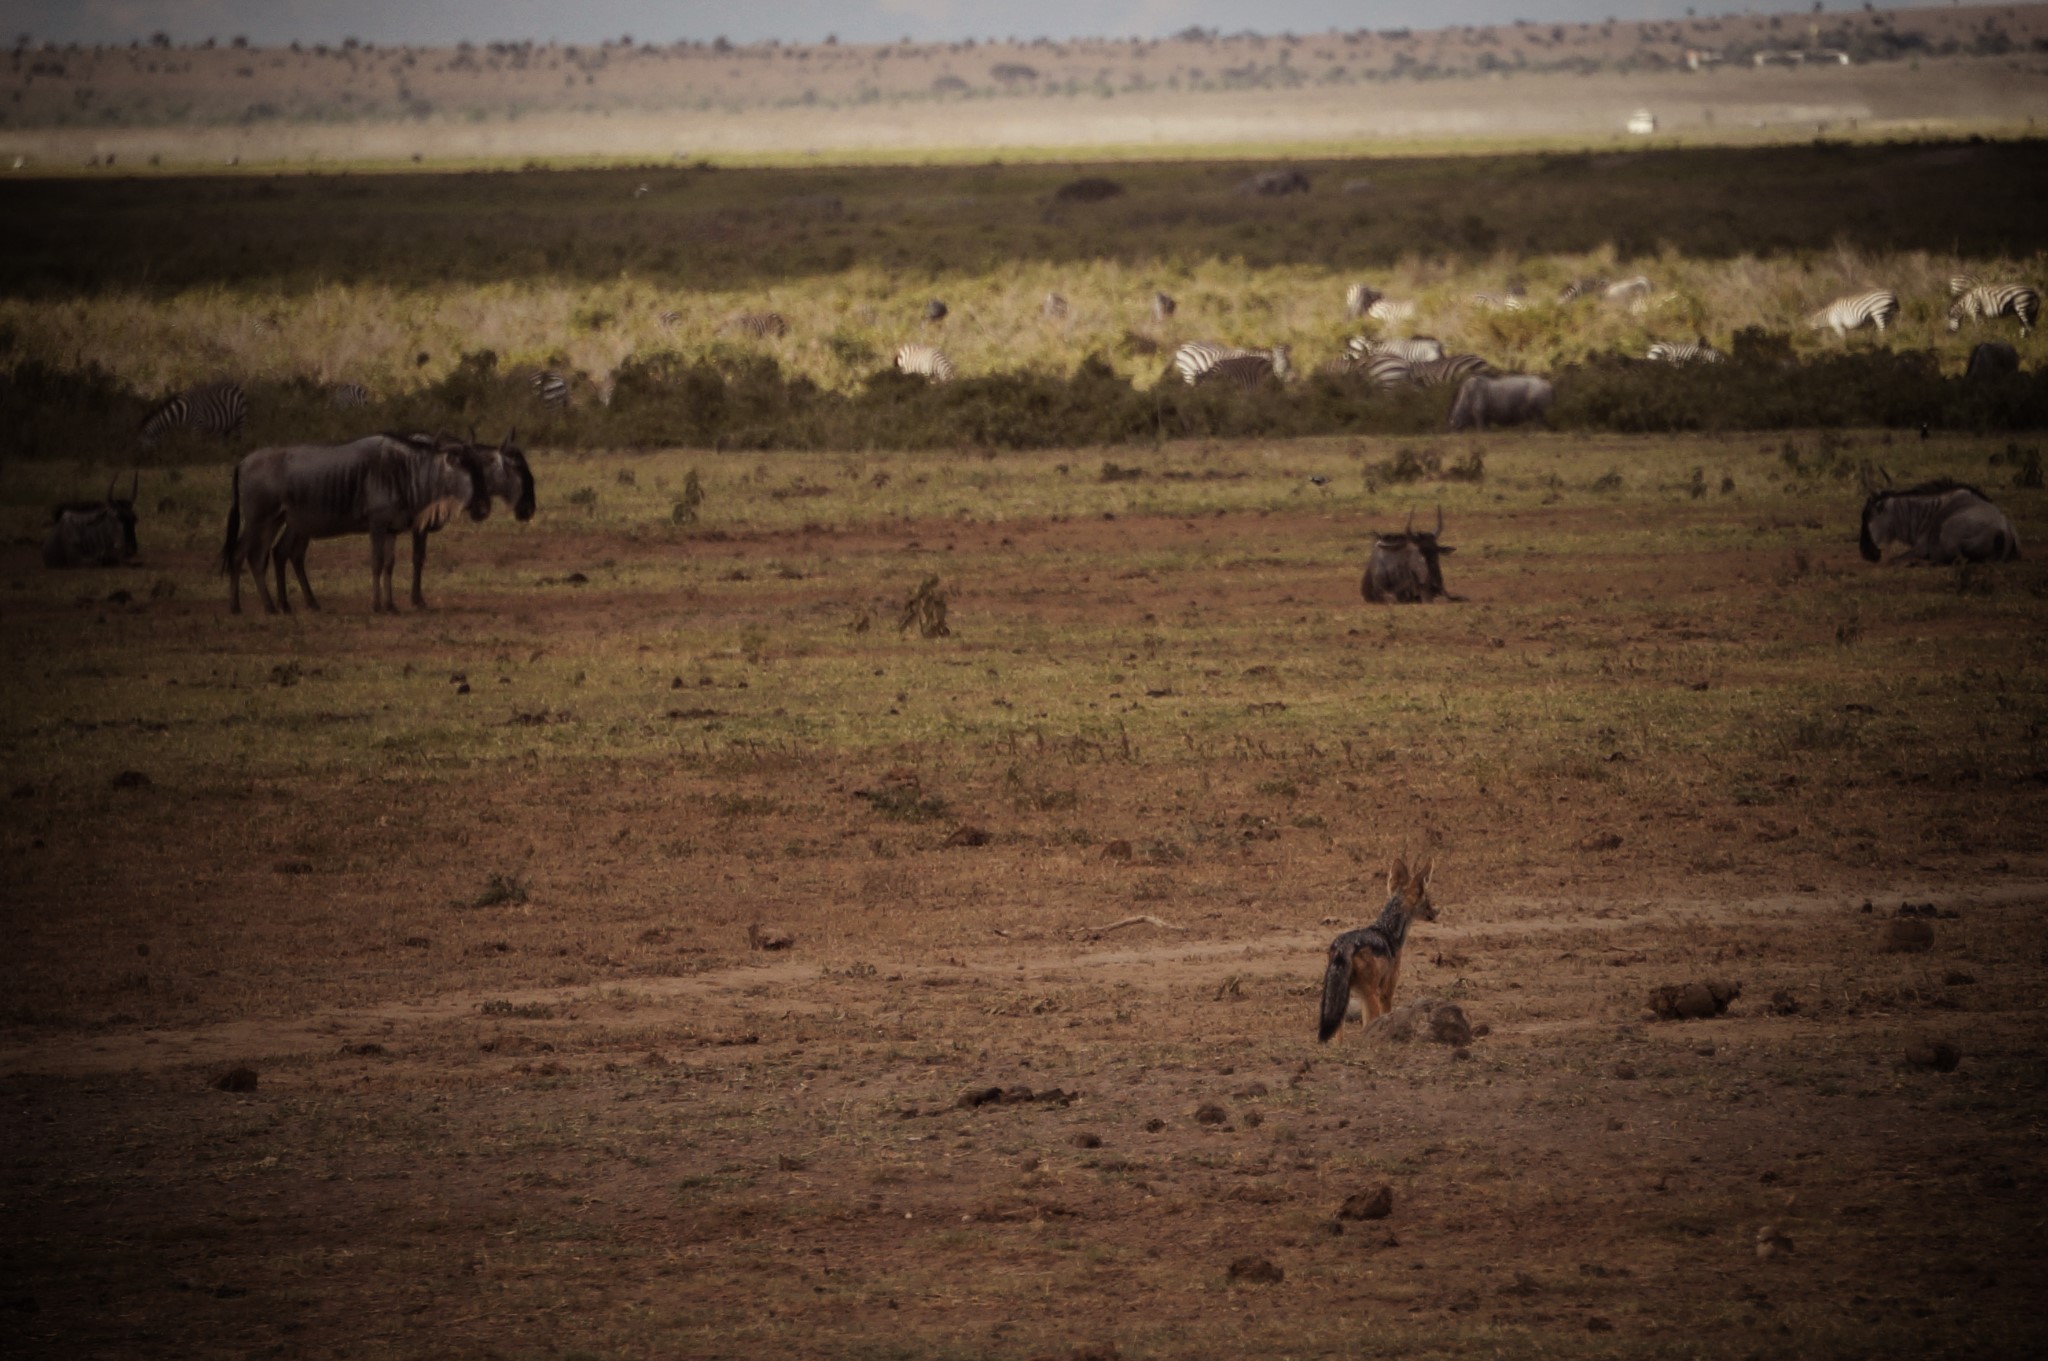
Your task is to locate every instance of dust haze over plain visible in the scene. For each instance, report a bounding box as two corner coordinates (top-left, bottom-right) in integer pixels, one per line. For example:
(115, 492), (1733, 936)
(14, 0), (1959, 46)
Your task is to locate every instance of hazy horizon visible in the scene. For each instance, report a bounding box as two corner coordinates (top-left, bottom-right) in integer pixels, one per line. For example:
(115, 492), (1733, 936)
(7, 0), (1984, 49)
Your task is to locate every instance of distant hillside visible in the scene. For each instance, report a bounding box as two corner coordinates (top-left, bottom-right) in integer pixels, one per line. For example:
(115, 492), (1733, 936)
(5, 4), (2044, 130)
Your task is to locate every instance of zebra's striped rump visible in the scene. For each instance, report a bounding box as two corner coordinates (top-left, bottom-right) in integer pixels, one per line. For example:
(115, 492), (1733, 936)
(895, 344), (955, 382)
(1646, 340), (1723, 364)
(1807, 290), (1900, 337)
(1173, 341), (1289, 386)
(139, 380), (247, 446)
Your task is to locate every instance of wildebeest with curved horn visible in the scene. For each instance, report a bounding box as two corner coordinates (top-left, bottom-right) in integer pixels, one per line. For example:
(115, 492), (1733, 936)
(266, 430), (535, 612)
(221, 434), (493, 614)
(44, 472), (139, 568)
(1859, 479), (2021, 565)
(1363, 508), (1457, 604)
(1447, 374), (1553, 432)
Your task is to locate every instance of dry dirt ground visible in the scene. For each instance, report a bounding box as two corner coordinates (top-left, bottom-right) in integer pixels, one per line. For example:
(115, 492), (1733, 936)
(3, 437), (2046, 1359)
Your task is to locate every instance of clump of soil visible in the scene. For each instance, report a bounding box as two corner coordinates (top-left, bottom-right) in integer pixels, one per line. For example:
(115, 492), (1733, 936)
(1649, 980), (1741, 1020)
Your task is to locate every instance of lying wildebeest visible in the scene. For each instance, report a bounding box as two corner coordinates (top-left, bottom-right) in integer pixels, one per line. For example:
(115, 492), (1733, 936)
(1447, 374), (1553, 432)
(44, 472), (139, 568)
(1362, 508), (1457, 604)
(266, 431), (535, 612)
(1859, 479), (2021, 565)
(222, 434), (493, 614)
(1964, 342), (2020, 381)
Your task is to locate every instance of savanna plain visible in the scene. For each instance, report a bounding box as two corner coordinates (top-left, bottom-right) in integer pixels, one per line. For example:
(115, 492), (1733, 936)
(5, 136), (2048, 1360)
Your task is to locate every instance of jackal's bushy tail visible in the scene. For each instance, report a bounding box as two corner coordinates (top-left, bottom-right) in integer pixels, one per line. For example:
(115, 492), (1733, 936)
(1318, 936), (1360, 1043)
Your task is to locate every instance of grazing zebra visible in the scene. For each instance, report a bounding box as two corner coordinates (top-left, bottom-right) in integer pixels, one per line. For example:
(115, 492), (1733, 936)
(895, 343), (955, 382)
(138, 380), (247, 446)
(1470, 292), (1525, 312)
(923, 298), (948, 323)
(1193, 346), (1293, 390)
(724, 311), (789, 338)
(1345, 282), (1382, 319)
(1042, 292), (1069, 319)
(1946, 282), (2039, 337)
(1406, 354), (1497, 388)
(531, 370), (571, 407)
(1807, 290), (1900, 338)
(1646, 339), (1723, 364)
(1365, 298), (1416, 324)
(1347, 335), (1445, 365)
(1604, 276), (1653, 304)
(329, 382), (372, 408)
(1172, 341), (1290, 386)
(657, 309), (682, 330)
(1152, 291), (1177, 322)
(1340, 352), (1417, 389)
(1556, 276), (1608, 304)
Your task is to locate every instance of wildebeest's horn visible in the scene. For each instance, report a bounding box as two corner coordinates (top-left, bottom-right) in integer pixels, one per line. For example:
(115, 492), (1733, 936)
(468, 425), (478, 445)
(106, 473), (119, 502)
(1404, 509), (1415, 534)
(503, 427), (517, 448)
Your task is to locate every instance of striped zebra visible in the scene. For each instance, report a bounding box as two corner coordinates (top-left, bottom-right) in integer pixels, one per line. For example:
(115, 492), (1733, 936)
(1807, 290), (1900, 338)
(1345, 282), (1382, 319)
(1366, 298), (1417, 325)
(1946, 282), (2039, 337)
(1604, 276), (1653, 304)
(1406, 355), (1497, 388)
(1556, 276), (1608, 304)
(657, 309), (682, 331)
(1193, 346), (1293, 391)
(1339, 352), (1417, 389)
(724, 311), (789, 338)
(1347, 335), (1445, 365)
(531, 370), (571, 407)
(1172, 341), (1290, 386)
(1646, 340), (1723, 364)
(895, 343), (955, 382)
(1042, 292), (1069, 319)
(139, 380), (247, 446)
(329, 382), (372, 408)
(1151, 291), (1177, 322)
(1471, 292), (1525, 312)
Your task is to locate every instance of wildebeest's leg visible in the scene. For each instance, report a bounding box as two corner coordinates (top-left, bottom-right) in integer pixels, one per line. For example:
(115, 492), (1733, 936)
(369, 529), (392, 613)
(282, 530), (321, 612)
(246, 513), (282, 615)
(410, 528), (430, 609)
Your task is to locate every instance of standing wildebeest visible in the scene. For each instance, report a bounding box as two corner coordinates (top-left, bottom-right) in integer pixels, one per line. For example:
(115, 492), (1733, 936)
(1965, 342), (2020, 381)
(267, 432), (535, 612)
(44, 472), (139, 568)
(1362, 508), (1456, 604)
(1447, 374), (1553, 431)
(221, 434), (492, 614)
(1859, 480), (2021, 565)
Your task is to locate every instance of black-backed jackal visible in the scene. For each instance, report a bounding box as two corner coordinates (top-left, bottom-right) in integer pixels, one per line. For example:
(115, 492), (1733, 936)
(1317, 858), (1438, 1042)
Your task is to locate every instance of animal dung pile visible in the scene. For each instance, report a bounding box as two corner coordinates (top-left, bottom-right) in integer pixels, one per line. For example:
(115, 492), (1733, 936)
(1883, 918), (1936, 953)
(1364, 997), (1473, 1045)
(1338, 1184), (1395, 1221)
(1648, 979), (1741, 1020)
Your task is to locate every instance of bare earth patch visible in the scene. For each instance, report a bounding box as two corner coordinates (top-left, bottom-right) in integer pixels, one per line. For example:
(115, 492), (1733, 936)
(3, 433), (2045, 1358)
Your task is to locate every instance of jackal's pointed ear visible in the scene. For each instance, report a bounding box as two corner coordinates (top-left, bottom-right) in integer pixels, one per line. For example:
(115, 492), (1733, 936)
(1387, 859), (1408, 894)
(1412, 858), (1434, 894)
